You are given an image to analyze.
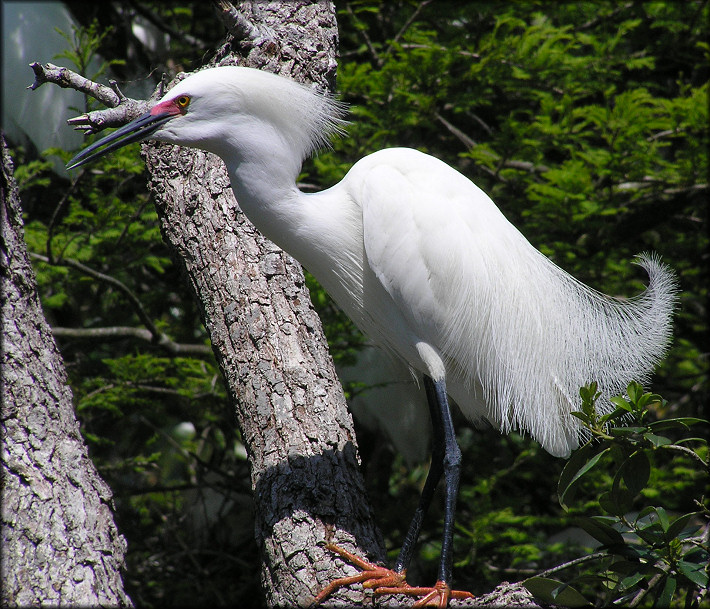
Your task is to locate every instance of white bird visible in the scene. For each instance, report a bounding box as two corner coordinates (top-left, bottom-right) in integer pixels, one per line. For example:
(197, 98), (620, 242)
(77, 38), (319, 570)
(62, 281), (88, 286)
(67, 66), (677, 607)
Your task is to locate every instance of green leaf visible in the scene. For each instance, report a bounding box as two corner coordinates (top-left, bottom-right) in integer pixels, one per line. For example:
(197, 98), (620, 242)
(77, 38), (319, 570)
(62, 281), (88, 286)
(644, 433), (672, 447)
(600, 407), (631, 423)
(657, 576), (677, 608)
(620, 451), (650, 496)
(635, 505), (658, 521)
(575, 517), (625, 546)
(655, 506), (670, 532)
(619, 571), (646, 590)
(610, 396), (632, 412)
(677, 560), (709, 587)
(579, 382), (599, 404)
(649, 417), (708, 431)
(599, 488), (633, 516)
(665, 511), (701, 541)
(523, 577), (591, 607)
(558, 447), (610, 509)
(570, 411), (591, 424)
(610, 426), (647, 435)
(626, 381), (644, 404)
(674, 436), (708, 446)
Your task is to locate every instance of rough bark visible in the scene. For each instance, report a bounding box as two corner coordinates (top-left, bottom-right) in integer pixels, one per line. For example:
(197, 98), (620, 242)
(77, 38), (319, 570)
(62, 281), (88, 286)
(141, 3), (384, 607)
(1, 136), (131, 606)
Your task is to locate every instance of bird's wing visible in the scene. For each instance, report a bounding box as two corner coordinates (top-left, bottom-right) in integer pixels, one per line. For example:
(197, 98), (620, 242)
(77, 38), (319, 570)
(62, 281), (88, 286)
(352, 148), (673, 458)
(354, 148), (579, 455)
(357, 148), (514, 364)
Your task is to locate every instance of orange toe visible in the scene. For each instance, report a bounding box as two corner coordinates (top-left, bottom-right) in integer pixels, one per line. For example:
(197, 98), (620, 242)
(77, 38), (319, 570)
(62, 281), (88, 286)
(312, 544), (473, 608)
(311, 543), (406, 606)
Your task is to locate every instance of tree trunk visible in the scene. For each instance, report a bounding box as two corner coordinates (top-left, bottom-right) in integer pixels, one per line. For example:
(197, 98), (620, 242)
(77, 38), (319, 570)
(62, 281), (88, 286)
(1, 137), (132, 606)
(142, 2), (384, 607)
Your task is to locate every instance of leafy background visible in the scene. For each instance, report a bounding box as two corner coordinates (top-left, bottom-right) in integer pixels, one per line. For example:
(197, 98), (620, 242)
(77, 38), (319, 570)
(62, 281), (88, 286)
(8, 1), (708, 607)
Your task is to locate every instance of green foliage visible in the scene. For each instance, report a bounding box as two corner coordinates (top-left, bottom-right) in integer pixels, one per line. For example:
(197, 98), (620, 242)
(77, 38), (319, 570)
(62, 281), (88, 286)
(54, 19), (125, 81)
(523, 383), (708, 608)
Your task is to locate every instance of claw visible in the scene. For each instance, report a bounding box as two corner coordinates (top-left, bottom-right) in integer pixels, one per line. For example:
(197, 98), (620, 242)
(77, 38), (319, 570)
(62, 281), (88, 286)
(311, 544), (473, 608)
(311, 543), (404, 606)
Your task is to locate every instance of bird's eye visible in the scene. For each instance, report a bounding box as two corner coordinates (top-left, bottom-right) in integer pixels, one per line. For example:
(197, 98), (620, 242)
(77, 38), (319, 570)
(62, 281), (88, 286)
(176, 95), (190, 110)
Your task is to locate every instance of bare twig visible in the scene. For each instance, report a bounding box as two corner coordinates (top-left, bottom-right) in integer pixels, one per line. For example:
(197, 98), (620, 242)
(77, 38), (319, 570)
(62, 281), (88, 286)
(50, 326), (212, 356)
(465, 110), (494, 136)
(659, 442), (709, 468)
(345, 2), (382, 67)
(386, 0), (433, 54)
(627, 571), (665, 608)
(131, 1), (206, 49)
(435, 112), (550, 177)
(46, 179), (80, 262)
(29, 62), (121, 106)
(66, 104), (151, 136)
(115, 197), (153, 247)
(629, 183), (708, 204)
(213, 0), (275, 48)
(576, 2), (634, 31)
(647, 128), (684, 141)
(435, 111), (477, 149)
(533, 551), (608, 578)
(31, 252), (159, 336)
(28, 62), (152, 135)
(33, 251), (212, 357)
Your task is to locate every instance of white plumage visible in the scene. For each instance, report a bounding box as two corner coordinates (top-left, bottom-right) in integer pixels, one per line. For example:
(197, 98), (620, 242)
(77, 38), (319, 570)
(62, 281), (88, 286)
(67, 65), (677, 601)
(134, 66), (675, 458)
(70, 66), (676, 455)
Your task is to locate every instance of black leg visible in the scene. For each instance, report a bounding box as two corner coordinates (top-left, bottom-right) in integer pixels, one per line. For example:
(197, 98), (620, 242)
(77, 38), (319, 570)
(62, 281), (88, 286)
(393, 374), (461, 587)
(312, 374), (469, 607)
(429, 376), (462, 585)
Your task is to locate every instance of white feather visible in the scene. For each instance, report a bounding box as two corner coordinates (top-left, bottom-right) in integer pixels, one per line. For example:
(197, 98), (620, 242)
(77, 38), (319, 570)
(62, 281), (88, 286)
(148, 67), (677, 458)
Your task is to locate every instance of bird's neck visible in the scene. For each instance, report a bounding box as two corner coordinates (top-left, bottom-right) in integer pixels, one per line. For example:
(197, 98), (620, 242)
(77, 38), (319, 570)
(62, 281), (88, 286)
(225, 154), (364, 312)
(225, 150), (303, 242)
(205, 122), (301, 223)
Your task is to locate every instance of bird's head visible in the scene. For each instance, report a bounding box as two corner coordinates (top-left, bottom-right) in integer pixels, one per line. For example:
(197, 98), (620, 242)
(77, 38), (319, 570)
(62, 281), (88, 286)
(67, 66), (346, 171)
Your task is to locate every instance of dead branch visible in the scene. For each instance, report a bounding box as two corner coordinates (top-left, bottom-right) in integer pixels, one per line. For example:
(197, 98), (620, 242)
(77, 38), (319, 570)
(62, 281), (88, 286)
(50, 326), (213, 357)
(213, 0), (276, 48)
(28, 62), (152, 135)
(31, 252), (159, 337)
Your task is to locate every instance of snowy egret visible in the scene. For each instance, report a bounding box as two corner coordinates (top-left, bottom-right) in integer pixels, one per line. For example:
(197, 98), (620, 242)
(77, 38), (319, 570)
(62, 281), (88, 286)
(67, 66), (677, 607)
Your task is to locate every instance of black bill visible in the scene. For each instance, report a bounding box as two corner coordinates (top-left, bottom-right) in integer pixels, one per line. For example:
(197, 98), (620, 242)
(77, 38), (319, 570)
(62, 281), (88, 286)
(66, 111), (175, 170)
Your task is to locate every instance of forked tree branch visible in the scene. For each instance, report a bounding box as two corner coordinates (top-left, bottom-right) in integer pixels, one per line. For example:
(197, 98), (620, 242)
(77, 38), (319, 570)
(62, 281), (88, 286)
(213, 0), (276, 48)
(29, 253), (209, 357)
(28, 62), (152, 134)
(50, 326), (212, 357)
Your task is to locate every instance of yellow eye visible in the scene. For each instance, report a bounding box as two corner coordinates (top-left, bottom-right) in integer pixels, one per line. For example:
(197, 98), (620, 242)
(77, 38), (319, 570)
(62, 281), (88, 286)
(176, 95), (190, 109)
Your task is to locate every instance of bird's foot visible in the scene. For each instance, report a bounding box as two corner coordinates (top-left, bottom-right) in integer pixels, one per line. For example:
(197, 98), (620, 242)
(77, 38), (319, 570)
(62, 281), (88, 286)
(312, 543), (473, 608)
(379, 580), (474, 608)
(311, 543), (407, 606)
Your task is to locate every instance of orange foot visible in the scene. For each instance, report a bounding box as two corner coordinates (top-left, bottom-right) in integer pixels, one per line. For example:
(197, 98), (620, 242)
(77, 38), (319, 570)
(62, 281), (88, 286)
(312, 543), (473, 608)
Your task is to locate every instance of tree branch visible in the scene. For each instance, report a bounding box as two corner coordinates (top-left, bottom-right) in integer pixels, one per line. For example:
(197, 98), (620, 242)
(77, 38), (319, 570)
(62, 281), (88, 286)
(28, 61), (121, 105)
(345, 2), (382, 67)
(131, 1), (207, 49)
(213, 0), (276, 48)
(659, 442), (708, 468)
(30, 252), (160, 337)
(435, 112), (550, 177)
(533, 551), (608, 578)
(50, 326), (213, 356)
(28, 62), (152, 134)
(386, 0), (433, 54)
(576, 2), (634, 32)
